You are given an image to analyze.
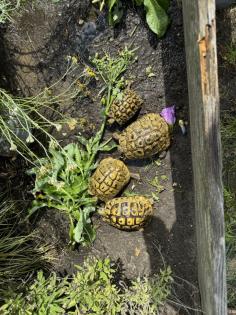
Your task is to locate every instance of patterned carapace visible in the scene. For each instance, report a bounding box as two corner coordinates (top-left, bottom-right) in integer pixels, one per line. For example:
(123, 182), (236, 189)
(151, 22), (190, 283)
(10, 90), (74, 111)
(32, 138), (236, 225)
(100, 196), (153, 230)
(113, 113), (171, 159)
(108, 89), (143, 125)
(89, 157), (130, 201)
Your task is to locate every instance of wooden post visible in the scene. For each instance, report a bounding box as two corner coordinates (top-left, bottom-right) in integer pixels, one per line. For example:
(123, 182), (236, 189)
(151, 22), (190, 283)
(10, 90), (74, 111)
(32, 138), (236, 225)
(182, 1), (227, 315)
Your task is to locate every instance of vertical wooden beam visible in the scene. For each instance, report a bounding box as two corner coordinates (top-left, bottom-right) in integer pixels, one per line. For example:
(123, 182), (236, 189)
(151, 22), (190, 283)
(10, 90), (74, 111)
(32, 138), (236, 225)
(181, 1), (227, 315)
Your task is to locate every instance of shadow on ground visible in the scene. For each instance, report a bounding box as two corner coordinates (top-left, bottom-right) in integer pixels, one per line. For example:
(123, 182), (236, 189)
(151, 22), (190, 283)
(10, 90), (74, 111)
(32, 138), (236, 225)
(143, 2), (199, 313)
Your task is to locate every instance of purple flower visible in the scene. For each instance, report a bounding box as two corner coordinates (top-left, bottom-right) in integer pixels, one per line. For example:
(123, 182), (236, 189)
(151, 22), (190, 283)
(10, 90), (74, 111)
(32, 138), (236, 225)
(160, 105), (176, 125)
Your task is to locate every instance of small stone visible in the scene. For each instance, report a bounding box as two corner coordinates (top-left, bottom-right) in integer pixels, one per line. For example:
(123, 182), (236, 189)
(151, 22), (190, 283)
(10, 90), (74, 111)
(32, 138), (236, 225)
(134, 247), (141, 257)
(78, 19), (84, 25)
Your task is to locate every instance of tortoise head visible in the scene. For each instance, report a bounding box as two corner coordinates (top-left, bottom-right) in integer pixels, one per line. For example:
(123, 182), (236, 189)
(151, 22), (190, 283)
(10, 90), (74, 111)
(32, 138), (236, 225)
(107, 117), (115, 125)
(98, 207), (105, 216)
(160, 105), (176, 126)
(112, 132), (121, 141)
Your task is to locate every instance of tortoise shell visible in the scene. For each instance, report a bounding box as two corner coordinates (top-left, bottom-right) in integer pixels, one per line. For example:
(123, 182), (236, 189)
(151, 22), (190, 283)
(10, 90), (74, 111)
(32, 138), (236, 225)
(89, 157), (130, 201)
(108, 89), (143, 125)
(100, 196), (153, 230)
(113, 113), (170, 159)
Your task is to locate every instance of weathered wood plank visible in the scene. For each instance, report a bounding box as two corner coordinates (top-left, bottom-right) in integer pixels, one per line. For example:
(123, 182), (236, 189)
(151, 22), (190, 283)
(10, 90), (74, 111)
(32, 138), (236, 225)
(181, 1), (227, 315)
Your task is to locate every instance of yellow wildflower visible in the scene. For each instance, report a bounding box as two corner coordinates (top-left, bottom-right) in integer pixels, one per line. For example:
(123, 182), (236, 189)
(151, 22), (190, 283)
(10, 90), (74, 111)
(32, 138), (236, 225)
(84, 66), (96, 78)
(67, 118), (77, 130)
(77, 80), (87, 91)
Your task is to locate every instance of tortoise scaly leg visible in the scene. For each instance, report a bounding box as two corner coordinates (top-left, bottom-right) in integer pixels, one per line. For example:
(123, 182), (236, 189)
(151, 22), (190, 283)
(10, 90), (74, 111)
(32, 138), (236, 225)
(159, 150), (167, 159)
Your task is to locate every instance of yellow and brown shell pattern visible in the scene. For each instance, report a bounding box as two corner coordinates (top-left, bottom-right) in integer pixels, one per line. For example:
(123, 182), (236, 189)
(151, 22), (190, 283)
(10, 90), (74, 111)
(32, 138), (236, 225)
(113, 113), (171, 159)
(89, 157), (130, 201)
(100, 196), (153, 231)
(108, 89), (143, 125)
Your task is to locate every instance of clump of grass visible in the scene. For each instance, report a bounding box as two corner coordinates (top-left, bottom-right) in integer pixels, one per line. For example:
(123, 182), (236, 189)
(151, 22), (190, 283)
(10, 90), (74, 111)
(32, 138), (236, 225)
(221, 113), (236, 308)
(223, 43), (236, 66)
(0, 257), (173, 315)
(120, 266), (173, 315)
(0, 195), (53, 299)
(227, 258), (236, 308)
(0, 65), (79, 164)
(224, 188), (236, 308)
(221, 113), (236, 179)
(0, 0), (16, 23)
(224, 188), (236, 252)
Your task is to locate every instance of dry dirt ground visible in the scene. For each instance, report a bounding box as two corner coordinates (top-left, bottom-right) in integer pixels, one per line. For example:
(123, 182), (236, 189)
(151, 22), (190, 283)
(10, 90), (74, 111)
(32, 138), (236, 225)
(0, 1), (235, 313)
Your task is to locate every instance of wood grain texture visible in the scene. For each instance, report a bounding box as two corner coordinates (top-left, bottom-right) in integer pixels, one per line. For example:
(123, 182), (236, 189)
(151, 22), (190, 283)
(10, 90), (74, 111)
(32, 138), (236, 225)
(182, 1), (227, 314)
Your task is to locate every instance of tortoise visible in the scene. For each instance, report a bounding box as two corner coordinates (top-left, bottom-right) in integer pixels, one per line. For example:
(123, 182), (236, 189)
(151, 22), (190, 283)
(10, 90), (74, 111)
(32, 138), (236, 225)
(99, 195), (153, 231)
(113, 106), (176, 160)
(89, 157), (131, 201)
(107, 89), (143, 126)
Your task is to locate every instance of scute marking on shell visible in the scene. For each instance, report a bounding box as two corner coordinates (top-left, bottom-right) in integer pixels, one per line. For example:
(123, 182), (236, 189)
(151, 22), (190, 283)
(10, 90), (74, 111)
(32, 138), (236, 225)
(89, 158), (130, 201)
(101, 196), (153, 230)
(114, 113), (171, 159)
(108, 89), (143, 125)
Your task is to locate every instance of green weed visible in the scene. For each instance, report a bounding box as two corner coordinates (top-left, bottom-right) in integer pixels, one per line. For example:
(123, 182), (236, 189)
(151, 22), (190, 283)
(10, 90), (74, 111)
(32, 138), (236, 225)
(0, 257), (173, 315)
(0, 65), (79, 164)
(221, 114), (236, 177)
(123, 189), (137, 197)
(227, 257), (236, 308)
(224, 188), (236, 253)
(92, 46), (135, 112)
(0, 0), (17, 23)
(149, 175), (165, 193)
(224, 188), (236, 308)
(222, 113), (236, 308)
(28, 137), (116, 246)
(223, 43), (236, 66)
(0, 0), (64, 23)
(120, 266), (173, 315)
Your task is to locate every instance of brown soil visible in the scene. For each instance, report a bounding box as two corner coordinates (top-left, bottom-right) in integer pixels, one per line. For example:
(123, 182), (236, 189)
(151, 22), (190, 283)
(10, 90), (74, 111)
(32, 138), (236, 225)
(1, 0), (235, 314)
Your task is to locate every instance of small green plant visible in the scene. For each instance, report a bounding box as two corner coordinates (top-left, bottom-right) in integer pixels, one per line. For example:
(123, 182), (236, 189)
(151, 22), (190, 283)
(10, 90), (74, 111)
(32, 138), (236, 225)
(121, 266), (173, 315)
(224, 188), (236, 252)
(224, 188), (236, 308)
(28, 137), (116, 246)
(221, 113), (236, 177)
(227, 257), (236, 308)
(222, 113), (236, 308)
(92, 46), (135, 110)
(0, 196), (52, 298)
(0, 257), (173, 315)
(149, 175), (165, 192)
(92, 0), (170, 37)
(0, 0), (17, 23)
(123, 189), (137, 197)
(223, 43), (236, 66)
